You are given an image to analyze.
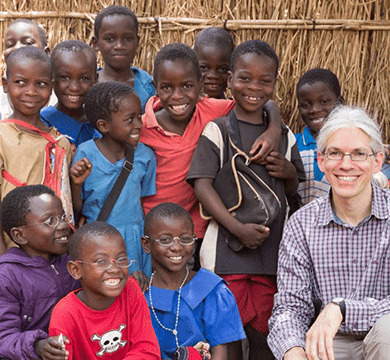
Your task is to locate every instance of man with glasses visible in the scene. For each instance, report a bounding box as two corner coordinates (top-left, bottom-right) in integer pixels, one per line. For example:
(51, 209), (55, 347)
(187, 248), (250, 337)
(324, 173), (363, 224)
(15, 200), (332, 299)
(268, 105), (390, 360)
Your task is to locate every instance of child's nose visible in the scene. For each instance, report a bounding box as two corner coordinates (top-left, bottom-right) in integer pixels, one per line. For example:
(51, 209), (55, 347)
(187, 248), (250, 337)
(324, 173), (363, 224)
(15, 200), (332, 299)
(114, 39), (125, 50)
(171, 87), (184, 100)
(68, 79), (80, 91)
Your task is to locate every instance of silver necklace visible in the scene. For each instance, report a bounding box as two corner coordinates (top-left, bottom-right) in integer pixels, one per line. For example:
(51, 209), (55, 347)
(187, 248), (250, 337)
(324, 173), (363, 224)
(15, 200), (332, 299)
(149, 267), (190, 348)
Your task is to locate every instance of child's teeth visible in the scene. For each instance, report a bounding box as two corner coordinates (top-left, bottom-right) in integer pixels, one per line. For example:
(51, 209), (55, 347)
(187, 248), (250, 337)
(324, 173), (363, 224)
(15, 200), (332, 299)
(169, 256), (182, 261)
(172, 104), (187, 111)
(312, 118), (325, 123)
(104, 279), (120, 286)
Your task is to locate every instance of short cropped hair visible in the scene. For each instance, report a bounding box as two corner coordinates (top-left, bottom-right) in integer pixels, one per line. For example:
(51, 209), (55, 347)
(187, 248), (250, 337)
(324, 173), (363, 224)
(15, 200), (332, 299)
(51, 40), (97, 71)
(84, 81), (137, 128)
(69, 221), (122, 260)
(153, 43), (202, 81)
(194, 27), (234, 54)
(317, 105), (384, 155)
(297, 68), (341, 98)
(9, 19), (48, 48)
(6, 46), (52, 78)
(94, 5), (138, 37)
(230, 39), (279, 76)
(144, 202), (194, 235)
(1, 185), (55, 238)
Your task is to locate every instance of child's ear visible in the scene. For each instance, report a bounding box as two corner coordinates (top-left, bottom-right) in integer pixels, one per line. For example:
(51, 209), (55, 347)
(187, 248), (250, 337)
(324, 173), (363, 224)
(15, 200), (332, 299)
(67, 261), (82, 280)
(94, 71), (99, 84)
(152, 80), (158, 97)
(10, 227), (28, 246)
(2, 76), (8, 93)
(96, 119), (109, 134)
(44, 46), (51, 56)
(227, 71), (233, 90)
(140, 236), (151, 254)
(90, 37), (99, 52)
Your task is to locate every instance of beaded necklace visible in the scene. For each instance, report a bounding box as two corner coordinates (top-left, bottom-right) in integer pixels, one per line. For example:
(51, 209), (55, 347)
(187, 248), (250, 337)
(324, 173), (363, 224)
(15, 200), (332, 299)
(148, 267), (190, 348)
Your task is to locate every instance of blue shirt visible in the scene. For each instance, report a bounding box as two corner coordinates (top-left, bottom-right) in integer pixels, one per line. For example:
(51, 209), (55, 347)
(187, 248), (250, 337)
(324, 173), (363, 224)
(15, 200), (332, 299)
(295, 126), (330, 204)
(145, 268), (246, 359)
(41, 106), (101, 148)
(73, 140), (156, 276)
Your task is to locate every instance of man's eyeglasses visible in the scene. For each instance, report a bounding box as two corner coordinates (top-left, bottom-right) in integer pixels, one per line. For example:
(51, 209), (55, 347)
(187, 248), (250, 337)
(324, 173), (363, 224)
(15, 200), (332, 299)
(75, 257), (136, 270)
(19, 214), (69, 228)
(144, 235), (197, 247)
(323, 151), (376, 162)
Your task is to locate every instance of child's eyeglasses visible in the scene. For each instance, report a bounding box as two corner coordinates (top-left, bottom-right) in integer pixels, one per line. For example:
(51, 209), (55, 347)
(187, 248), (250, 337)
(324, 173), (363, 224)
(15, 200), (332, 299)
(144, 235), (197, 247)
(75, 257), (136, 270)
(19, 214), (69, 228)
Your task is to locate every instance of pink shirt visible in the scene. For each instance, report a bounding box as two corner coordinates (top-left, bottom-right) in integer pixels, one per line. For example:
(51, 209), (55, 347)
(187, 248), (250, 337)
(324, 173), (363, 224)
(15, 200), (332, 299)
(140, 96), (234, 237)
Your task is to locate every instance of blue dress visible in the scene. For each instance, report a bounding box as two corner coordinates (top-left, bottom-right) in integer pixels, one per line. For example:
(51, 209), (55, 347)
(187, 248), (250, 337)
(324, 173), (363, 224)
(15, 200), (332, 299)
(41, 106), (101, 148)
(73, 140), (156, 276)
(145, 268), (246, 359)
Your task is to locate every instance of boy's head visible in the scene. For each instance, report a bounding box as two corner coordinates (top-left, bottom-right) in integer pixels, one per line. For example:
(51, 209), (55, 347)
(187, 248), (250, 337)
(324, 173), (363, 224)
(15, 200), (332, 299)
(153, 43), (203, 125)
(142, 202), (195, 273)
(68, 222), (129, 310)
(193, 27), (234, 99)
(297, 68), (342, 137)
(51, 40), (98, 112)
(228, 40), (278, 121)
(3, 46), (53, 120)
(84, 81), (142, 146)
(3, 19), (49, 63)
(91, 5), (139, 71)
(1, 185), (70, 260)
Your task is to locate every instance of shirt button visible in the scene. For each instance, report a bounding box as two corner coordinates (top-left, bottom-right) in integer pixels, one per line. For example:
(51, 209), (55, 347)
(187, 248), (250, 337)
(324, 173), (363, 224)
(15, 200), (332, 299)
(27, 317), (32, 322)
(23, 315), (27, 320)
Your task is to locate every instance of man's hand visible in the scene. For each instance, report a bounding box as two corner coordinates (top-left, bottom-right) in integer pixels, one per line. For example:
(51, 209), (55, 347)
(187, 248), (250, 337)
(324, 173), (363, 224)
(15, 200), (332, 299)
(284, 346), (308, 360)
(305, 303), (343, 360)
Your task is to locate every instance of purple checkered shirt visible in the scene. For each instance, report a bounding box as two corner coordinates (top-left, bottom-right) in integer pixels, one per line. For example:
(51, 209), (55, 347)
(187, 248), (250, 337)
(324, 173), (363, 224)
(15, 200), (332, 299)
(268, 183), (390, 360)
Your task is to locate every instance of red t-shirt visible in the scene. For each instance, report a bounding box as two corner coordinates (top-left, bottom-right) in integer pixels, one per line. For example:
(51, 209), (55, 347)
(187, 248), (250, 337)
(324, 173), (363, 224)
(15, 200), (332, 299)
(140, 96), (234, 237)
(49, 278), (160, 360)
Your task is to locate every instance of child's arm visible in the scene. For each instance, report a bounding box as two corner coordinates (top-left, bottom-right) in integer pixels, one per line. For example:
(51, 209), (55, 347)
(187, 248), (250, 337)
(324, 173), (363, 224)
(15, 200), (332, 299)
(250, 100), (282, 163)
(265, 152), (298, 195)
(34, 336), (69, 360)
(70, 157), (92, 215)
(194, 178), (270, 249)
(210, 344), (227, 360)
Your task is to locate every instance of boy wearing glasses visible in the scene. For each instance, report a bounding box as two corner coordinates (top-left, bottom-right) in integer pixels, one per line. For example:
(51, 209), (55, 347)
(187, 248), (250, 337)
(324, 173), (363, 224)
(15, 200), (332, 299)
(268, 106), (390, 360)
(0, 185), (79, 360)
(49, 221), (160, 360)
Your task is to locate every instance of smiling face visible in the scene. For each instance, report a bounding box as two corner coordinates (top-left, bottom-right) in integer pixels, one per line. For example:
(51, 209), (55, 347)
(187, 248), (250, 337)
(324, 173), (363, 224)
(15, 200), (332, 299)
(228, 52), (276, 123)
(3, 58), (53, 121)
(318, 127), (383, 205)
(92, 15), (139, 71)
(15, 194), (70, 261)
(154, 59), (203, 126)
(73, 233), (128, 310)
(3, 22), (45, 63)
(103, 93), (142, 147)
(297, 81), (340, 137)
(142, 215), (194, 276)
(196, 45), (231, 99)
(53, 50), (97, 113)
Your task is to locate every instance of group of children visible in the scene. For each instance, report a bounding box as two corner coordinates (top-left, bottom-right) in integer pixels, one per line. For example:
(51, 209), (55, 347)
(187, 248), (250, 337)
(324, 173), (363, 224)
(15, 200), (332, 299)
(0, 4), (386, 360)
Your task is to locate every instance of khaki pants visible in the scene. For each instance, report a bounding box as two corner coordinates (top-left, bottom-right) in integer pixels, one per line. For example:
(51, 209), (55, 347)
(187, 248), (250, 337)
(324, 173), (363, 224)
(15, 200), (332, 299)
(333, 313), (390, 360)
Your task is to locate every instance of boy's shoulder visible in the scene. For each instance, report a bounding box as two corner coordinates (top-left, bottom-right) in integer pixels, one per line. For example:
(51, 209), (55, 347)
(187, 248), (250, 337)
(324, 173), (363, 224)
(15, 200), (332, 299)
(132, 67), (153, 85)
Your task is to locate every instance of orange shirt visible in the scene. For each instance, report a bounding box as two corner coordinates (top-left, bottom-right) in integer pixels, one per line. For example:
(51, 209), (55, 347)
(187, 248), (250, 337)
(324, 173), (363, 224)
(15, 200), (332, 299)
(140, 96), (234, 237)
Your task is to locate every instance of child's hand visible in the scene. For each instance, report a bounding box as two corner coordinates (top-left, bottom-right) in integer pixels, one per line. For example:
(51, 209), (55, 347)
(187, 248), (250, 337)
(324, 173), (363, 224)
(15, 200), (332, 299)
(234, 223), (270, 249)
(35, 336), (69, 360)
(265, 152), (297, 180)
(250, 100), (281, 164)
(131, 270), (149, 292)
(70, 157), (92, 185)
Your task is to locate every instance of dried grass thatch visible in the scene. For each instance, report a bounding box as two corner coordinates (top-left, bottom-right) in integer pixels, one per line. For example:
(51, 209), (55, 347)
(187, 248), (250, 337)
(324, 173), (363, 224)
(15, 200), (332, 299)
(1, 0), (390, 139)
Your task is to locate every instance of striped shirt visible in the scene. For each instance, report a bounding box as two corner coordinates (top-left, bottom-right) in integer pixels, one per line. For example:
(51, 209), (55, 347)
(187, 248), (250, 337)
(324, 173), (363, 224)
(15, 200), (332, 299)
(268, 183), (390, 360)
(295, 126), (330, 204)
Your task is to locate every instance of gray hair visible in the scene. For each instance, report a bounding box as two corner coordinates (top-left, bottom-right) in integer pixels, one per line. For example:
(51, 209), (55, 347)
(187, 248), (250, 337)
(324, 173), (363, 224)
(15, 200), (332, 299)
(317, 105), (384, 155)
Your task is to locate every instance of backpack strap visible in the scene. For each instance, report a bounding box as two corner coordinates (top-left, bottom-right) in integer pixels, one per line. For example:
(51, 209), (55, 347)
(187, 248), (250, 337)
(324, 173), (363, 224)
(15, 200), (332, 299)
(1, 119), (56, 143)
(97, 145), (135, 222)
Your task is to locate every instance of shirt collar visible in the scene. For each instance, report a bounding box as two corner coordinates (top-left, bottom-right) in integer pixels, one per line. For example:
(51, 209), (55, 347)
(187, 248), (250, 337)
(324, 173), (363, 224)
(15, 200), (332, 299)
(316, 182), (389, 227)
(302, 126), (317, 146)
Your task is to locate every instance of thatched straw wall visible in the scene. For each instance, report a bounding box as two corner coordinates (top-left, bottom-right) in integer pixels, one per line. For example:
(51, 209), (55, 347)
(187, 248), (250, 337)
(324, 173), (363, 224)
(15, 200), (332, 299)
(1, 1), (390, 139)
